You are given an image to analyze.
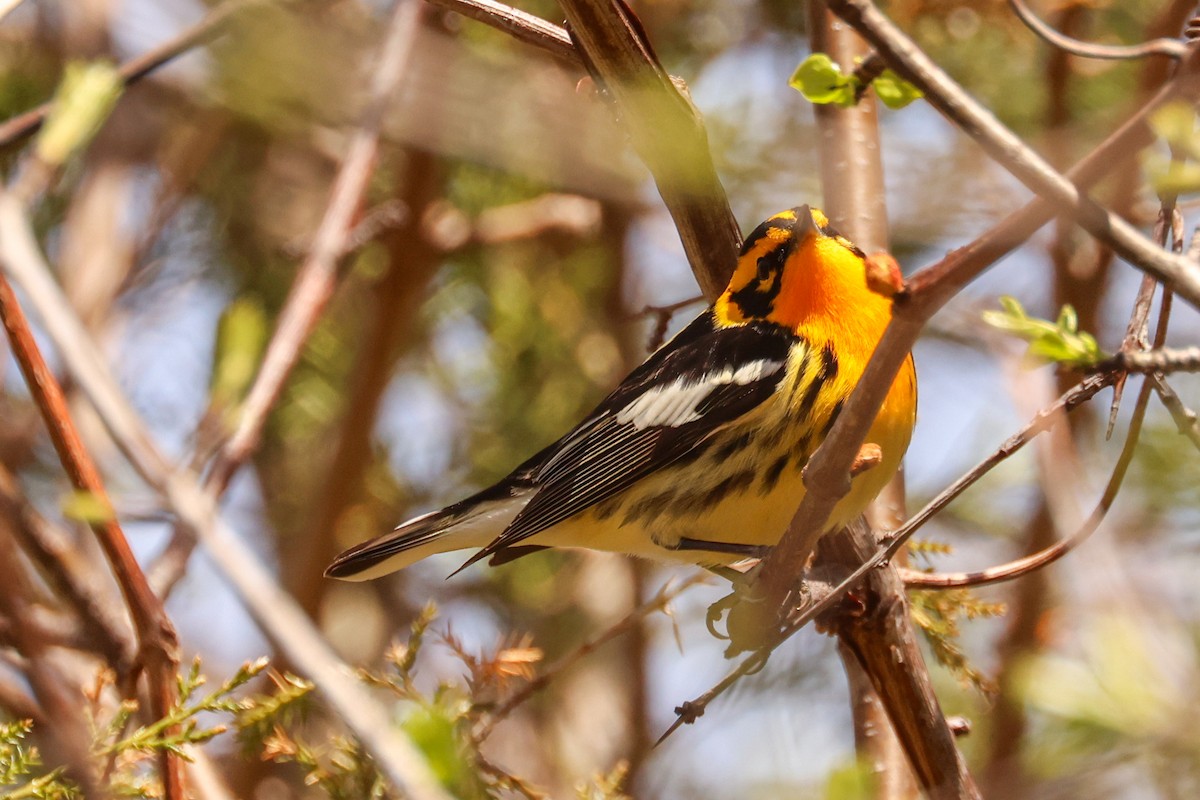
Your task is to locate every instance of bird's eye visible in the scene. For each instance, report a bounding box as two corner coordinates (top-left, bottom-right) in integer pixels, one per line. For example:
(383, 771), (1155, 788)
(756, 261), (772, 282)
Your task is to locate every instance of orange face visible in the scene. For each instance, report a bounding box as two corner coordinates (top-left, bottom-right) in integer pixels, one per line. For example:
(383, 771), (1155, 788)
(714, 206), (895, 368)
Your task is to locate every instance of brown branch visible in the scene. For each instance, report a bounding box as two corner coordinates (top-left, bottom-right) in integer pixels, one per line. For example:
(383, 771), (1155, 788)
(424, 0), (578, 64)
(756, 0), (1200, 612)
(819, 523), (976, 800)
(829, 0), (1200, 311)
(0, 245), (184, 798)
(557, 0), (740, 300)
(475, 573), (706, 742)
(204, 0), (424, 496)
(1009, 0), (1189, 61)
(0, 0), (266, 152)
(902, 374), (1154, 590)
(1151, 375), (1200, 450)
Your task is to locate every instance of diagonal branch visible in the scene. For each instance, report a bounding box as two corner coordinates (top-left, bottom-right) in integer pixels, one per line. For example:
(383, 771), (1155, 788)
(902, 373), (1152, 590)
(0, 0), (270, 151)
(757, 2), (1200, 610)
(0, 241), (184, 798)
(829, 0), (1200, 311)
(426, 0), (577, 63)
(0, 172), (453, 800)
(557, 0), (740, 299)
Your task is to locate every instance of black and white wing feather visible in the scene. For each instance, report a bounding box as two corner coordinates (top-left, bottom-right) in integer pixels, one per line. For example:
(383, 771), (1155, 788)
(467, 311), (800, 566)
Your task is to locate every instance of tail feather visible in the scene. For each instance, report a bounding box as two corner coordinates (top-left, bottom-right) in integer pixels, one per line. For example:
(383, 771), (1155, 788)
(325, 495), (528, 581)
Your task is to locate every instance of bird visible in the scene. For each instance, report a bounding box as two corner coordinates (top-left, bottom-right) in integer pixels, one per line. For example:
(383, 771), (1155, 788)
(325, 205), (916, 581)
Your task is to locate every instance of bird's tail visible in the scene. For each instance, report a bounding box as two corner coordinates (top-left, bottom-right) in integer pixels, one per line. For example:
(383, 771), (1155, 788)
(325, 494), (528, 581)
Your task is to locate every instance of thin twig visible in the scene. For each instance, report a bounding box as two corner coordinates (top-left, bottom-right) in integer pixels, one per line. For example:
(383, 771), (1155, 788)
(633, 295), (705, 350)
(475, 572), (706, 742)
(755, 0), (1200, 611)
(203, 0), (423, 496)
(661, 370), (1119, 744)
(830, 0), (1200, 311)
(0, 164), (453, 800)
(901, 376), (1152, 589)
(1009, 0), (1188, 61)
(1151, 375), (1200, 451)
(0, 253), (184, 797)
(0, 0), (272, 151)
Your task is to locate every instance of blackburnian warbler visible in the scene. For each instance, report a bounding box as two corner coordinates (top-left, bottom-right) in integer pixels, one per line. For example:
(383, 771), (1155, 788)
(326, 206), (916, 581)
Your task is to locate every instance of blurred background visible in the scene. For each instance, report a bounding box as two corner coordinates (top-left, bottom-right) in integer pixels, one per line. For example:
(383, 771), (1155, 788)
(3, 0), (1200, 797)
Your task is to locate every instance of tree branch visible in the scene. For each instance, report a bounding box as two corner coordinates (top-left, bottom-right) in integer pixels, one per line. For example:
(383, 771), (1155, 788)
(425, 0), (577, 63)
(829, 0), (1200, 311)
(756, 3), (1200, 611)
(1008, 0), (1189, 61)
(0, 174), (453, 800)
(557, 0), (740, 299)
(0, 233), (184, 799)
(0, 0), (269, 151)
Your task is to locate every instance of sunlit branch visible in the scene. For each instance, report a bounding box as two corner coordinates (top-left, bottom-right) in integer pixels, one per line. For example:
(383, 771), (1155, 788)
(1009, 0), (1189, 61)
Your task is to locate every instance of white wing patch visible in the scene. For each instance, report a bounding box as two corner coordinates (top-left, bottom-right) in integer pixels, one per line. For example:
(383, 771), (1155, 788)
(614, 358), (785, 430)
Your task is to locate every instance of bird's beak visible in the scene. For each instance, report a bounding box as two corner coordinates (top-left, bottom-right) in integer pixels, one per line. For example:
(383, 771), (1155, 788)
(794, 205), (821, 240)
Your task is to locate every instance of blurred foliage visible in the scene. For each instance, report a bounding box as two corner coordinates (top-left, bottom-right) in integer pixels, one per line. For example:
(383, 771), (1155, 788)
(1, 658), (277, 799)
(821, 758), (878, 800)
(907, 543), (1006, 693)
(1013, 613), (1200, 794)
(34, 61), (122, 170)
(1146, 101), (1200, 196)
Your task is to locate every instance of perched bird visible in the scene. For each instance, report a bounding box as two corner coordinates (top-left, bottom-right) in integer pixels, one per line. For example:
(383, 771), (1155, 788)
(326, 206), (916, 581)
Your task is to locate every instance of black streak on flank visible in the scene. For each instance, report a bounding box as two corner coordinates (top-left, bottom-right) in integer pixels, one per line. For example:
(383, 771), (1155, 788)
(713, 430), (755, 462)
(759, 453), (790, 495)
(797, 344), (840, 426)
(698, 469), (756, 510)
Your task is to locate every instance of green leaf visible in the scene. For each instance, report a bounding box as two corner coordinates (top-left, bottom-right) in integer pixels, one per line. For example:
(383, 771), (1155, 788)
(210, 298), (268, 412)
(35, 61), (123, 169)
(60, 490), (114, 524)
(789, 53), (858, 108)
(872, 69), (924, 109)
(983, 296), (1105, 367)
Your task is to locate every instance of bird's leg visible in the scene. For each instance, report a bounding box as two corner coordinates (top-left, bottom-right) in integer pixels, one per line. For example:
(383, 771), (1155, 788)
(702, 556), (791, 656)
(674, 537), (770, 558)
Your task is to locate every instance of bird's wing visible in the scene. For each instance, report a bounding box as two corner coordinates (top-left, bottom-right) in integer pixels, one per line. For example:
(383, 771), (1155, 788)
(466, 312), (802, 565)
